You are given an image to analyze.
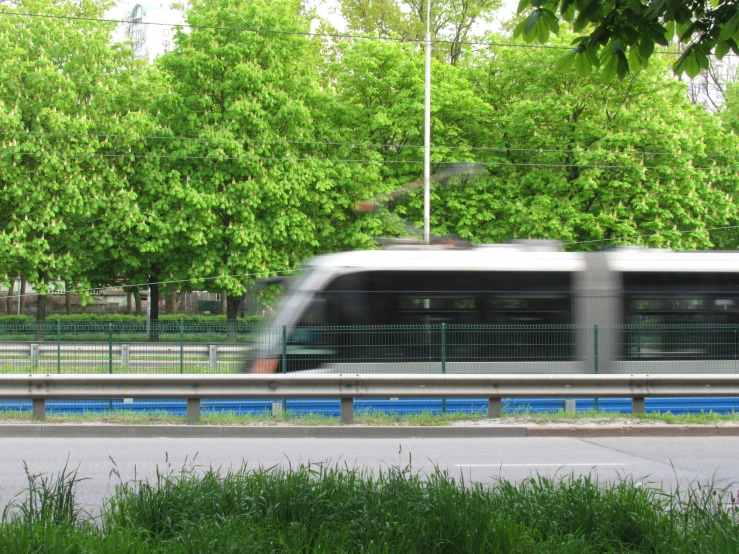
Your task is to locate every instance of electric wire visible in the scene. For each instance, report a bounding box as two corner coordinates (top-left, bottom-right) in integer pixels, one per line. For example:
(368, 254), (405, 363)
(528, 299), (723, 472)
(1, 149), (737, 171)
(2, 133), (736, 159)
(6, 224), (739, 299)
(7, 129), (735, 159)
(0, 10), (689, 55)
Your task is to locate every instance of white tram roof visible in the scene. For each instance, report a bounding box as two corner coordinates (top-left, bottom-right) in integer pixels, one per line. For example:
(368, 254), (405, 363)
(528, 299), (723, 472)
(304, 244), (739, 275)
(605, 247), (739, 272)
(305, 244), (585, 273)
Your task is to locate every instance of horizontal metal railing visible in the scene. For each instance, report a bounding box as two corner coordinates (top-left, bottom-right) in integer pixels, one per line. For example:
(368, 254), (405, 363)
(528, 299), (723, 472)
(1, 323), (739, 374)
(11, 373), (739, 423)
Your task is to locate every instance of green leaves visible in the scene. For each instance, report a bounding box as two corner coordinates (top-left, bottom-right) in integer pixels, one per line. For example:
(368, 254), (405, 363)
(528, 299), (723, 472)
(556, 45), (600, 77)
(513, 0), (739, 79)
(673, 45), (710, 78)
(513, 8), (560, 43)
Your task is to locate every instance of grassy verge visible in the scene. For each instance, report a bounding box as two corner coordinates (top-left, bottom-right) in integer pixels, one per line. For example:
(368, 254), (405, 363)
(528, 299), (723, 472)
(0, 409), (738, 426)
(1, 462), (738, 553)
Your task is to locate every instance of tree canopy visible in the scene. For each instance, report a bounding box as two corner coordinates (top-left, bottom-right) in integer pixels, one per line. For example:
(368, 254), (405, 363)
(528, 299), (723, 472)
(513, 0), (739, 78)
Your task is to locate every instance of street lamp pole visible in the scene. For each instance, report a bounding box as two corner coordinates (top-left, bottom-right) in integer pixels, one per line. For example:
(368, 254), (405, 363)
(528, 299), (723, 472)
(423, 0), (431, 244)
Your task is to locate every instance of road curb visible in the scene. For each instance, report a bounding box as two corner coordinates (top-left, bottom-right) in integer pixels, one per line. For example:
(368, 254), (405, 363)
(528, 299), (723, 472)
(0, 424), (737, 438)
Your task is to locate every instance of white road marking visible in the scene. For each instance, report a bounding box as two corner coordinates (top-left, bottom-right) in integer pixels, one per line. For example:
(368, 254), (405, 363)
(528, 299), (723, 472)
(455, 463), (628, 467)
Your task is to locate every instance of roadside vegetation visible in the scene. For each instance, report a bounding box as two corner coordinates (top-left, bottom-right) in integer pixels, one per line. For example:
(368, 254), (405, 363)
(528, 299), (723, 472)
(0, 461), (738, 552)
(1, 408), (738, 426)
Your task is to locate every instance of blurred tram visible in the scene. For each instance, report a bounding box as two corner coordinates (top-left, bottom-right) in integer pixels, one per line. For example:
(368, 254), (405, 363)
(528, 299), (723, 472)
(248, 241), (739, 374)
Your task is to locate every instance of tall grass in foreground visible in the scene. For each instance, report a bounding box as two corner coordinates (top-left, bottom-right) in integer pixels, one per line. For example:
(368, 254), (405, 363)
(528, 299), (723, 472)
(1, 462), (738, 553)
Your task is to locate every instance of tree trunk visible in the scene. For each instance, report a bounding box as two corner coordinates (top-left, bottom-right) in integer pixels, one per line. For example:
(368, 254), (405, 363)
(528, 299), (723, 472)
(65, 281), (72, 315)
(126, 290), (133, 315)
(149, 278), (160, 343)
(133, 290), (142, 316)
(6, 280), (14, 315)
(19, 278), (26, 315)
(221, 290), (228, 316)
(226, 294), (240, 343)
(35, 273), (48, 341)
(167, 291), (178, 315)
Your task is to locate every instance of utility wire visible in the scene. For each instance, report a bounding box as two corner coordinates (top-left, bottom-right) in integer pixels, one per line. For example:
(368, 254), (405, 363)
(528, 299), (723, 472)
(6, 225), (739, 299)
(564, 225), (739, 246)
(1, 150), (738, 171)
(0, 10), (686, 55)
(4, 268), (301, 299)
(3, 130), (737, 159)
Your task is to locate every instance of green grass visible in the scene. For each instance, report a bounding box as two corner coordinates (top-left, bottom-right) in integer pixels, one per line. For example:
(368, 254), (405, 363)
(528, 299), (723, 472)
(1, 461), (738, 553)
(1, 408), (739, 426)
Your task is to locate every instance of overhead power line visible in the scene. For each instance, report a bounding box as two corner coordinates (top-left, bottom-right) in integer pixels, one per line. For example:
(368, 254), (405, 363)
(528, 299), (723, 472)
(1, 131), (737, 159)
(6, 224), (739, 299)
(0, 10), (687, 55)
(1, 149), (738, 171)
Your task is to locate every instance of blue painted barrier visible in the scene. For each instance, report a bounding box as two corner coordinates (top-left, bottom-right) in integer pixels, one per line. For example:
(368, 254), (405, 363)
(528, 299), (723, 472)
(0, 398), (737, 417)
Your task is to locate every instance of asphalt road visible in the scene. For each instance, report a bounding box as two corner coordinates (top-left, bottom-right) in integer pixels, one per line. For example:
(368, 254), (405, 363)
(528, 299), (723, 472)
(1, 437), (737, 512)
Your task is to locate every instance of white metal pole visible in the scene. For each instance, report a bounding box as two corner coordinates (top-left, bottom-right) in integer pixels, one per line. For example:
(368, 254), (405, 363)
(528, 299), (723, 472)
(16, 275), (20, 315)
(423, 0), (431, 245)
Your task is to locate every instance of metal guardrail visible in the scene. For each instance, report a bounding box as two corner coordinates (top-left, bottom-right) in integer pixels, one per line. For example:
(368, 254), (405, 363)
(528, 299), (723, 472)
(9, 373), (739, 423)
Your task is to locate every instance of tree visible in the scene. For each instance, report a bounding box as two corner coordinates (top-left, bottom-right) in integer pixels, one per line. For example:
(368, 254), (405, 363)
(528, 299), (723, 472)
(514, 0), (739, 78)
(0, 0), (139, 332)
(154, 0), (321, 340)
(404, 34), (739, 248)
(336, 0), (502, 64)
(312, 38), (494, 248)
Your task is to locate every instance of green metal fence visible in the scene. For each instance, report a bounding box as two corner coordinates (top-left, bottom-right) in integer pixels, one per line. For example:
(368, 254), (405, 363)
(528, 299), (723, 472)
(0, 322), (737, 374)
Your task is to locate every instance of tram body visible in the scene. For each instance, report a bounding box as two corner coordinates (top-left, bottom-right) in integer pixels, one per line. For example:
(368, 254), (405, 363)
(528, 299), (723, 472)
(248, 243), (739, 374)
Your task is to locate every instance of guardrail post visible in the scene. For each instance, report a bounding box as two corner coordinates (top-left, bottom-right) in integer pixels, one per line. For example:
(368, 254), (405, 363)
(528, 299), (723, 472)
(31, 343), (39, 368)
(56, 320), (61, 374)
(121, 344), (130, 368)
(340, 397), (353, 423)
(179, 318), (184, 374)
(186, 398), (200, 422)
(209, 345), (217, 370)
(632, 397), (645, 414)
(108, 324), (113, 412)
(564, 399), (576, 414)
(488, 398), (501, 418)
(441, 322), (446, 414)
(594, 324), (599, 412)
(32, 399), (45, 421)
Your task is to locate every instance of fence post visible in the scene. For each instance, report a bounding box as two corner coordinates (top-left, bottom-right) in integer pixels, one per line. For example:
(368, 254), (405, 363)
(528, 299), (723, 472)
(179, 318), (184, 374)
(735, 326), (738, 373)
(121, 344), (130, 368)
(594, 324), (599, 413)
(282, 325), (287, 413)
(31, 343), (39, 368)
(209, 345), (217, 370)
(56, 319), (61, 374)
(441, 322), (446, 414)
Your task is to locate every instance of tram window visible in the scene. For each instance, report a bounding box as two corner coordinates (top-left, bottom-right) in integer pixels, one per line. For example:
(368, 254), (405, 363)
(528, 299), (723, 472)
(624, 272), (739, 325)
(397, 297), (476, 311)
(486, 296), (571, 324)
(318, 270), (573, 325)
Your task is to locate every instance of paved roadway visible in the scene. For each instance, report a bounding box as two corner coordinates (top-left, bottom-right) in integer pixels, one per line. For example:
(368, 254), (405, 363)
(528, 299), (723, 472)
(0, 437), (737, 512)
